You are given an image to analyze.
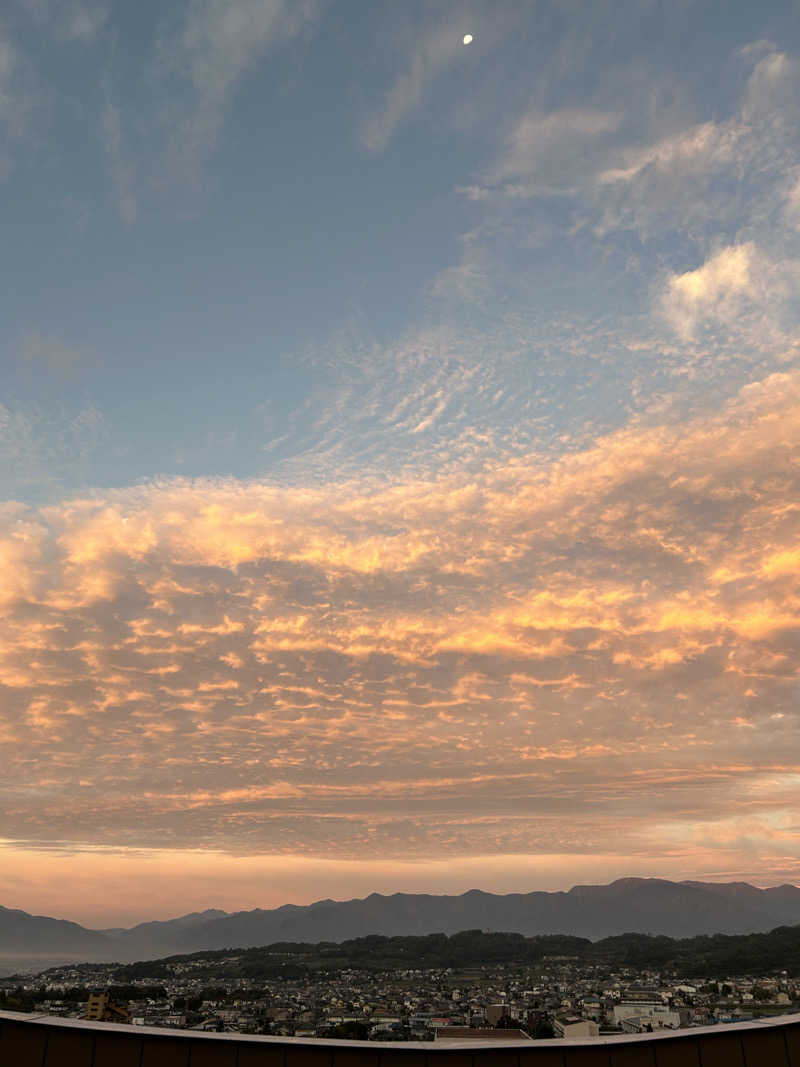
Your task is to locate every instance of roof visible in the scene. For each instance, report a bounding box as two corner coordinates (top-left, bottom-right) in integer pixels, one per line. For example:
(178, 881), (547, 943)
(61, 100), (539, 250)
(435, 1027), (531, 1041)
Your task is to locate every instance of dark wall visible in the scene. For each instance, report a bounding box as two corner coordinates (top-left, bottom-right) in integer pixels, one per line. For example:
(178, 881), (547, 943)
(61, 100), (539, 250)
(2, 1012), (800, 1067)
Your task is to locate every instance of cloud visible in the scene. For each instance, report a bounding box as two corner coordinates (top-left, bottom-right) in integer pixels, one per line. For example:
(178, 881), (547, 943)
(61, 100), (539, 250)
(588, 48), (800, 240)
(0, 3), (105, 184)
(661, 243), (757, 339)
(457, 43), (800, 262)
(360, 20), (473, 154)
(593, 51), (797, 193)
(355, 1), (527, 155)
(92, 0), (323, 219)
(596, 121), (742, 186)
(16, 0), (108, 45)
(429, 42), (800, 411)
(0, 27), (40, 176)
(100, 90), (137, 225)
(151, 0), (322, 181)
(1, 367), (800, 879)
(0, 399), (106, 498)
(659, 241), (800, 344)
(741, 49), (798, 122)
(54, 3), (108, 44)
(0, 503), (47, 607)
(492, 107), (624, 184)
(0, 33), (19, 123)
(786, 176), (800, 230)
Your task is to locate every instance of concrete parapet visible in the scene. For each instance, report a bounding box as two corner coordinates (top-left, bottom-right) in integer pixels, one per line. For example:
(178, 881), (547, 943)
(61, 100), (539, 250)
(2, 1010), (800, 1066)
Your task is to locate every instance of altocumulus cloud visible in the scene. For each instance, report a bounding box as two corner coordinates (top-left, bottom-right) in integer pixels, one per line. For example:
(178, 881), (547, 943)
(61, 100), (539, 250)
(1, 365), (799, 878)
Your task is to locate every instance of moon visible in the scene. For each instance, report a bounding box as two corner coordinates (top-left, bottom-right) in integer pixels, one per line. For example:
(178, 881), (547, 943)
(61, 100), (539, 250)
(462, 33), (473, 44)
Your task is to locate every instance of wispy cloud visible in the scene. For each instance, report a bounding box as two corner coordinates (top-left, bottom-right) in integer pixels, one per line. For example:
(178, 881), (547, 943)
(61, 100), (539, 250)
(0, 24), (40, 176)
(0, 2), (106, 185)
(151, 0), (322, 183)
(596, 121), (742, 187)
(100, 88), (137, 224)
(15, 0), (108, 45)
(92, 0), (324, 219)
(590, 49), (800, 239)
(785, 175), (800, 230)
(360, 20), (472, 154)
(491, 107), (624, 186)
(460, 44), (800, 243)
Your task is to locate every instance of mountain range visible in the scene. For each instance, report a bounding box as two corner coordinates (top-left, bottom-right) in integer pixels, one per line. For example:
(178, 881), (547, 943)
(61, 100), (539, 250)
(3, 878), (800, 972)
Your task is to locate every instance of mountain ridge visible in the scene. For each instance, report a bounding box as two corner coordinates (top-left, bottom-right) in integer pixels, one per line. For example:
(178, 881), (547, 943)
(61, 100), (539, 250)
(3, 877), (800, 971)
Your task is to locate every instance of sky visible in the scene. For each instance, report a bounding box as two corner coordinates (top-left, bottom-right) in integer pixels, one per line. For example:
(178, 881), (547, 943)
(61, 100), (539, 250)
(1, 0), (800, 928)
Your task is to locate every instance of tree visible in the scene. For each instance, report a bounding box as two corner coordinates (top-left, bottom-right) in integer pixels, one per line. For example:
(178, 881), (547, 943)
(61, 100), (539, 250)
(323, 1021), (370, 1040)
(533, 1018), (555, 1039)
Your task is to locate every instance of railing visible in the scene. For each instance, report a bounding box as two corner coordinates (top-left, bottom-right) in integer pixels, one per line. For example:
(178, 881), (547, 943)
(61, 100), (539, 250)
(2, 1009), (800, 1066)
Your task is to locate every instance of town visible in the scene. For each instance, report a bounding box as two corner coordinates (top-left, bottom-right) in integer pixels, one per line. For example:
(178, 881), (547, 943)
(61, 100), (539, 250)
(2, 944), (798, 1043)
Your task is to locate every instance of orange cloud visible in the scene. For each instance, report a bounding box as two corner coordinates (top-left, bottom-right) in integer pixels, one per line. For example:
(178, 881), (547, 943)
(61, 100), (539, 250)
(0, 368), (799, 879)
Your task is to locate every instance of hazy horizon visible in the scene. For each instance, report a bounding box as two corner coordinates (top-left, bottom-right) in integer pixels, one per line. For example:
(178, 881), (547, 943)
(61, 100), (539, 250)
(2, 0), (800, 926)
(5, 865), (800, 930)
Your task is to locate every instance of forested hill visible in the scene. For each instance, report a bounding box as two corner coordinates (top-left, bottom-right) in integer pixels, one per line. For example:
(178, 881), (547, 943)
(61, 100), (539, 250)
(105, 925), (800, 982)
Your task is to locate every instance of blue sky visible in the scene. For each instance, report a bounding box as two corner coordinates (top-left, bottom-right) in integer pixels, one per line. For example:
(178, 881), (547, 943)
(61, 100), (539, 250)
(3, 0), (797, 498)
(2, 0), (800, 923)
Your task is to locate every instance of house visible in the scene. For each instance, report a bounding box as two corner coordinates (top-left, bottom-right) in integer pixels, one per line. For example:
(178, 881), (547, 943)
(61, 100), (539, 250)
(554, 1016), (599, 1039)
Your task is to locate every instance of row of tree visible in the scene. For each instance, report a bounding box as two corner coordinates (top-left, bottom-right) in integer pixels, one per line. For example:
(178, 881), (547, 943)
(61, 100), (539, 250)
(85, 923), (800, 983)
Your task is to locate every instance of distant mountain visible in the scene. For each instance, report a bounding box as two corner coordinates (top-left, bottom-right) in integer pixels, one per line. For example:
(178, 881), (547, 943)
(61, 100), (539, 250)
(0, 905), (115, 971)
(100, 908), (229, 943)
(0, 907), (229, 972)
(158, 879), (800, 953)
(681, 881), (800, 926)
(3, 879), (800, 969)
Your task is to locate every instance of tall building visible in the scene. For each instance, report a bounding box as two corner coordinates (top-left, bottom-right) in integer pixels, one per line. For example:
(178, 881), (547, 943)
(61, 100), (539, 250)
(84, 993), (131, 1024)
